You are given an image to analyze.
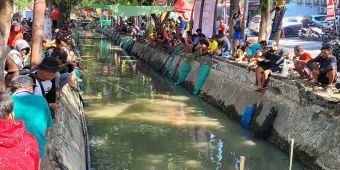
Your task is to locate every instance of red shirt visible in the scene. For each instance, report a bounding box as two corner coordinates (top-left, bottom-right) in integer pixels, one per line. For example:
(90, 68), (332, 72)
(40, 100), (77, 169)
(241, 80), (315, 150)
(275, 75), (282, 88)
(7, 22), (24, 48)
(299, 52), (312, 62)
(0, 120), (39, 170)
(52, 10), (59, 21)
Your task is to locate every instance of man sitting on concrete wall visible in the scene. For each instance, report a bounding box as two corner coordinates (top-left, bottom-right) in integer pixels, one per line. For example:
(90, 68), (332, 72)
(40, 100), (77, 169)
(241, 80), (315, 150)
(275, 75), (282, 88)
(307, 45), (337, 93)
(293, 45), (312, 78)
(254, 40), (290, 91)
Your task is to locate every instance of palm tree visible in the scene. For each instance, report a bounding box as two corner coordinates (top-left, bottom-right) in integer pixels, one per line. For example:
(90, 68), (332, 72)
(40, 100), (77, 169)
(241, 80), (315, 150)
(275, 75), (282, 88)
(0, 0), (13, 92)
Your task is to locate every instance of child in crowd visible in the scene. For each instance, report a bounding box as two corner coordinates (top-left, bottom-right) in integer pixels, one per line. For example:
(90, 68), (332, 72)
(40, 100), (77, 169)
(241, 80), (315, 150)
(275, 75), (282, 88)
(233, 39), (246, 62)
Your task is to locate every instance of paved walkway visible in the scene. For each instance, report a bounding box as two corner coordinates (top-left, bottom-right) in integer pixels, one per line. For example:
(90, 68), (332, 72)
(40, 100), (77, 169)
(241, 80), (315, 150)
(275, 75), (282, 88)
(279, 37), (322, 57)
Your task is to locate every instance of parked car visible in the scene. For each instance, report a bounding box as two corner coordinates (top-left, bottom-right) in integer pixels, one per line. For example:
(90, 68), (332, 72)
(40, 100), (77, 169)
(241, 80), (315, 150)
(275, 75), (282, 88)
(282, 17), (303, 38)
(248, 15), (261, 34)
(248, 16), (302, 38)
(306, 15), (326, 26)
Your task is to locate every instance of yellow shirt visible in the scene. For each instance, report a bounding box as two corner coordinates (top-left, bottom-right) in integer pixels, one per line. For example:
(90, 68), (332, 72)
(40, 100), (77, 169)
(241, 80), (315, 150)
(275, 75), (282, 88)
(207, 40), (218, 53)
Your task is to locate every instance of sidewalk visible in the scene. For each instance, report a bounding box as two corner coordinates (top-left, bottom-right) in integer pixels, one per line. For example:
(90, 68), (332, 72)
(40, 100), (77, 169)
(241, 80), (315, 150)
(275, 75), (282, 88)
(279, 37), (322, 57)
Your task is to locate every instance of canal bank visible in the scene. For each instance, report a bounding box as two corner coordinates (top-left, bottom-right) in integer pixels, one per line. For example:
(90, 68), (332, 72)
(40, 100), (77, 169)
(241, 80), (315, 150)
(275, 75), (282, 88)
(39, 85), (87, 169)
(79, 37), (305, 170)
(98, 28), (340, 170)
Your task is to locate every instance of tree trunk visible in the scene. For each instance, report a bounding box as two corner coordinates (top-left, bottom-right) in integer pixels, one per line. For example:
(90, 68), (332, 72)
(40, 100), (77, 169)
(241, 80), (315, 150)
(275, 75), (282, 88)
(151, 14), (162, 34)
(229, 0), (240, 53)
(272, 5), (286, 44)
(229, 0), (240, 39)
(0, 0), (13, 92)
(31, 0), (46, 69)
(44, 0), (52, 39)
(258, 0), (272, 41)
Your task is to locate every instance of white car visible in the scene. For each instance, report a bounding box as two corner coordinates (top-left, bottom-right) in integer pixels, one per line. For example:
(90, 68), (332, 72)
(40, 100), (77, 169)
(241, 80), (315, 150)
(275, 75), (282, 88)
(248, 15), (303, 37)
(248, 15), (261, 34)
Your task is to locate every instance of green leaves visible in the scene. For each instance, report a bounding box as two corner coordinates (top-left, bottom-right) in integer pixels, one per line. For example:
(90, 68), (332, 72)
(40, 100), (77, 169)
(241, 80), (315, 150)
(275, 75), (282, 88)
(14, 0), (32, 9)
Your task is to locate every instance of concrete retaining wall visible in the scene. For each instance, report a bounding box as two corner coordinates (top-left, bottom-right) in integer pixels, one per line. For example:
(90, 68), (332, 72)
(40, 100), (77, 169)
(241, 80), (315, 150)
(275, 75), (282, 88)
(40, 85), (87, 170)
(98, 28), (340, 170)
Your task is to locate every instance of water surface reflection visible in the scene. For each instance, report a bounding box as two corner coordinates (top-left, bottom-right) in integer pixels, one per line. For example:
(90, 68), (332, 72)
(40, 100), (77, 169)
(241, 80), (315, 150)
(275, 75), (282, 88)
(80, 39), (305, 170)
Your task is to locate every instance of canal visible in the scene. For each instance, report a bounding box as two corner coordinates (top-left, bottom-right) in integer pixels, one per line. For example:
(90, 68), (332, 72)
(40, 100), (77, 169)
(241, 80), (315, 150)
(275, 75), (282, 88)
(79, 38), (305, 170)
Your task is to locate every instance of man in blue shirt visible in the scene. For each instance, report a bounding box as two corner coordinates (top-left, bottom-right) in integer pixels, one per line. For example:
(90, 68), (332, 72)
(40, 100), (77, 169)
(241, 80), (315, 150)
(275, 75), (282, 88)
(178, 16), (186, 34)
(307, 45), (337, 91)
(11, 75), (54, 158)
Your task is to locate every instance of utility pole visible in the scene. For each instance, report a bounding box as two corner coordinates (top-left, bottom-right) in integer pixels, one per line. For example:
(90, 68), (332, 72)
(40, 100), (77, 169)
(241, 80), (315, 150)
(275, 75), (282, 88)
(242, 0), (249, 39)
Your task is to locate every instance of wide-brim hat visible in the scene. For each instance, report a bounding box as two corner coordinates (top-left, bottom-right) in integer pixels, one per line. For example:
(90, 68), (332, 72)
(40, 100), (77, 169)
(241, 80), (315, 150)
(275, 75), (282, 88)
(37, 57), (59, 72)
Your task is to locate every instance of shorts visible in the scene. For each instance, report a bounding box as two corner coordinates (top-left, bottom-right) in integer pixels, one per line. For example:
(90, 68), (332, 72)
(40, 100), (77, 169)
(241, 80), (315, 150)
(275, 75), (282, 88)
(233, 32), (241, 40)
(317, 73), (336, 85)
(258, 61), (271, 70)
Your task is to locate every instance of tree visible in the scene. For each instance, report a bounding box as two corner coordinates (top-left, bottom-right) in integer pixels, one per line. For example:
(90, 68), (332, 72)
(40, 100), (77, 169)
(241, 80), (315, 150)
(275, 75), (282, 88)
(229, 0), (240, 52)
(44, 0), (52, 39)
(14, 0), (32, 9)
(0, 0), (14, 92)
(257, 0), (272, 41)
(30, 0), (46, 69)
(271, 1), (286, 44)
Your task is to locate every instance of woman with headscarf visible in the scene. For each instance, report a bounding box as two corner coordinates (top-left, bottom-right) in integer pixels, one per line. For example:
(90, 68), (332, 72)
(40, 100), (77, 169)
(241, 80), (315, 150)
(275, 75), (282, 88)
(7, 22), (24, 49)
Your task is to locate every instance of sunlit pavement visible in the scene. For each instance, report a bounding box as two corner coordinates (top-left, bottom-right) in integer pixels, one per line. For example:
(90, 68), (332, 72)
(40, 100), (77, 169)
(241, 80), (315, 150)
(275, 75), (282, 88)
(279, 37), (322, 57)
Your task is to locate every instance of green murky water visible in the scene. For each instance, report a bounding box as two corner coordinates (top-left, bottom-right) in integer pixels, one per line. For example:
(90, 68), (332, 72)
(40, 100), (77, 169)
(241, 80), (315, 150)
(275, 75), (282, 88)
(80, 38), (305, 170)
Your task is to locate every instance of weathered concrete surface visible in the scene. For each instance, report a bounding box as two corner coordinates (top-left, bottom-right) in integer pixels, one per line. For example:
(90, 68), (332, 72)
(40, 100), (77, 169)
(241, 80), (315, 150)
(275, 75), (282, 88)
(99, 29), (340, 170)
(40, 85), (86, 170)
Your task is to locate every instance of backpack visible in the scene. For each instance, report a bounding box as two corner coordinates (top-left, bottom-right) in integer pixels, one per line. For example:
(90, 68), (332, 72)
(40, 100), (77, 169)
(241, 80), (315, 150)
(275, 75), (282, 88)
(28, 72), (46, 97)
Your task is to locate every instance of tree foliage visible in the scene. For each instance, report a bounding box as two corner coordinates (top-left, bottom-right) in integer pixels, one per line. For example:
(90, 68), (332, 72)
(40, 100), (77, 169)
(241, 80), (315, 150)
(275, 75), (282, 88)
(14, 0), (32, 9)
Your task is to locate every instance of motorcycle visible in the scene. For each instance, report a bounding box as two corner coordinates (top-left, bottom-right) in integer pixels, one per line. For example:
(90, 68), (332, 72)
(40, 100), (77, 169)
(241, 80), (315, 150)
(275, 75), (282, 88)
(298, 27), (323, 41)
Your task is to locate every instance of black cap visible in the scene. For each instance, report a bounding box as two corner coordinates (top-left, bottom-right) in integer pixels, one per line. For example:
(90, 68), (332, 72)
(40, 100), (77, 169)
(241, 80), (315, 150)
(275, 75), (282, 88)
(37, 57), (59, 72)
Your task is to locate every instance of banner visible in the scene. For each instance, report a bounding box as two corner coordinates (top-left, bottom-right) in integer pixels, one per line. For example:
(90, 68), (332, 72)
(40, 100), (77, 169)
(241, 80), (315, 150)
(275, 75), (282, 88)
(192, 0), (202, 32)
(201, 0), (217, 38)
(327, 0), (335, 20)
(174, 0), (194, 21)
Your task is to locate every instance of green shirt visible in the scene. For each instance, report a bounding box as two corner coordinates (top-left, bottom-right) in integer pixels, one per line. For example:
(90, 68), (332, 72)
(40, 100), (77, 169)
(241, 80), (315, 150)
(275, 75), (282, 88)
(12, 94), (54, 157)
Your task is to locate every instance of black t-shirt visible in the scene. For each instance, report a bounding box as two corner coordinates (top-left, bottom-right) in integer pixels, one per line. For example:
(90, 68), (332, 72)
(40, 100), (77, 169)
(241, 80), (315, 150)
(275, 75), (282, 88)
(236, 45), (246, 52)
(218, 40), (229, 52)
(200, 38), (210, 46)
(264, 48), (289, 67)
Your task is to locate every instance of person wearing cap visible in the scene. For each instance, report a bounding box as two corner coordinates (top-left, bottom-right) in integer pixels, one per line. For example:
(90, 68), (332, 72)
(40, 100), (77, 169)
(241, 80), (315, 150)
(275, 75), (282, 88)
(0, 92), (40, 170)
(307, 45), (337, 90)
(293, 46), (312, 78)
(10, 75), (54, 158)
(255, 40), (290, 90)
(31, 57), (59, 115)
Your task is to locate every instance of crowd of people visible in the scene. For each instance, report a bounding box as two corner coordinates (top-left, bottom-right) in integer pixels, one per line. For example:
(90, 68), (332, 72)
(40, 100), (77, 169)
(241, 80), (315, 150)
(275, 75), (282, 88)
(1, 12), (82, 169)
(112, 13), (338, 94)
